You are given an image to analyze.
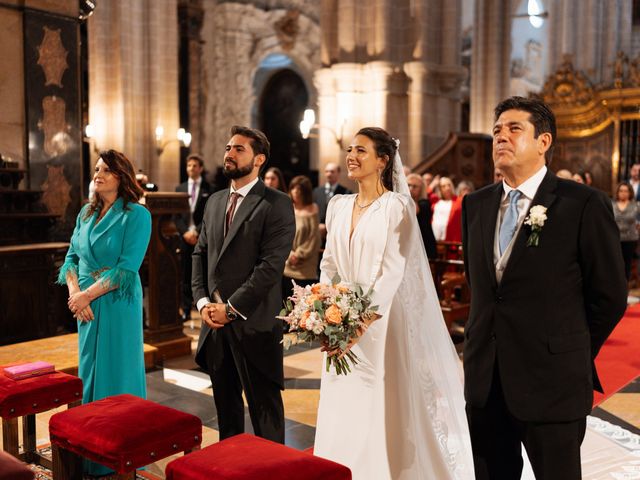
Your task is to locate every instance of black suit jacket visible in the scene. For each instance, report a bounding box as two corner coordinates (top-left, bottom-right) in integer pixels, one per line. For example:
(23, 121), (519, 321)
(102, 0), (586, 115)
(313, 183), (351, 224)
(462, 171), (627, 422)
(174, 179), (214, 234)
(192, 180), (295, 387)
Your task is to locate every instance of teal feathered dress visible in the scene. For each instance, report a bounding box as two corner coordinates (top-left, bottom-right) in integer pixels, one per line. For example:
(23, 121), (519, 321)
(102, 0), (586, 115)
(57, 197), (151, 476)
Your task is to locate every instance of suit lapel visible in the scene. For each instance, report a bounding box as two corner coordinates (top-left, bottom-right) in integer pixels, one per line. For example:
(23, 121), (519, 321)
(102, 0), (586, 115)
(481, 183), (503, 287)
(213, 189), (229, 254)
(218, 181), (265, 259)
(501, 171), (557, 280)
(90, 197), (125, 247)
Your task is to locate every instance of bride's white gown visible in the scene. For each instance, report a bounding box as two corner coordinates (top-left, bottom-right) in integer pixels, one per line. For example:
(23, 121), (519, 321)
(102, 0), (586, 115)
(314, 192), (475, 480)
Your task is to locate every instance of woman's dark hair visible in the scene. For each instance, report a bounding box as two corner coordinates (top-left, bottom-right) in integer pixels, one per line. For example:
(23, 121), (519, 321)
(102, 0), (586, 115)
(616, 181), (633, 201)
(85, 149), (144, 219)
(355, 127), (397, 191)
(265, 166), (288, 193)
(288, 175), (313, 206)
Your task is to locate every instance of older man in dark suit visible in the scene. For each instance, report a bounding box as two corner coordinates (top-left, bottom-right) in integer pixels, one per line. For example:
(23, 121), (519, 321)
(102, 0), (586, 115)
(462, 96), (627, 480)
(175, 154), (214, 320)
(192, 126), (295, 443)
(312, 162), (351, 239)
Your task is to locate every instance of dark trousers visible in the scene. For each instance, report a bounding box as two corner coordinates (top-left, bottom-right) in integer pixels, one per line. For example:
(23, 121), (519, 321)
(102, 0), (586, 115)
(621, 240), (637, 281)
(466, 366), (586, 480)
(203, 327), (285, 443)
(180, 241), (195, 314)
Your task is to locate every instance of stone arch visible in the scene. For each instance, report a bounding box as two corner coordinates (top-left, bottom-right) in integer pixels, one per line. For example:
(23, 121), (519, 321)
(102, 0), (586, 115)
(200, 2), (320, 171)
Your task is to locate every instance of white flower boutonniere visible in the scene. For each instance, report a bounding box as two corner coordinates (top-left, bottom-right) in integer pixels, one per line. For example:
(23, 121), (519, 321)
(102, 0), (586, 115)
(524, 205), (547, 247)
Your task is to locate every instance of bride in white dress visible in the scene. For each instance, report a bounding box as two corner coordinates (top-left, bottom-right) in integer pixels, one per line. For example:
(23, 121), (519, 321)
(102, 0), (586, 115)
(313, 127), (474, 479)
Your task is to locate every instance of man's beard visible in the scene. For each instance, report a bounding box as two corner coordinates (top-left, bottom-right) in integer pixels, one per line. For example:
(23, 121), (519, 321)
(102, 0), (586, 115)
(223, 158), (254, 179)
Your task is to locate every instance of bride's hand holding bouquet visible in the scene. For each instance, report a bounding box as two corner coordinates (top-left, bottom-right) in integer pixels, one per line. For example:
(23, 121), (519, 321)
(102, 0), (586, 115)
(278, 275), (380, 375)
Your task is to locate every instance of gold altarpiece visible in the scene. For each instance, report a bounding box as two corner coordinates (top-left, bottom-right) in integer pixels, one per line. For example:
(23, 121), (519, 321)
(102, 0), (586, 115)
(539, 54), (640, 193)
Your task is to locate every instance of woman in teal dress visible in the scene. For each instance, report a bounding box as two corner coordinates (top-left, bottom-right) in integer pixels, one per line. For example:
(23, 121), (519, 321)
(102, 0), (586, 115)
(58, 149), (151, 476)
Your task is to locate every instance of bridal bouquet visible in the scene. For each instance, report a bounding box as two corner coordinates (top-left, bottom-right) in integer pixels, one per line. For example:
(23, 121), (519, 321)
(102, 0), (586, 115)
(279, 275), (379, 375)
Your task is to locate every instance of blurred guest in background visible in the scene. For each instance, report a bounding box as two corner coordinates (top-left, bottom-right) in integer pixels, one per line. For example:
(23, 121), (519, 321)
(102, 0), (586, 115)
(446, 180), (474, 243)
(175, 154), (214, 320)
(407, 173), (437, 258)
(556, 169), (573, 180)
(572, 172), (585, 184)
(264, 166), (287, 193)
(431, 176), (456, 241)
(612, 182), (639, 281)
(313, 162), (351, 239)
(283, 175), (321, 301)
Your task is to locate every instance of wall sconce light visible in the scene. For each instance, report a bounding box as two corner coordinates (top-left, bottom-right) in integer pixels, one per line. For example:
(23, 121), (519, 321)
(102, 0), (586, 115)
(299, 108), (345, 149)
(83, 123), (101, 155)
(155, 125), (192, 156)
(512, 0), (548, 28)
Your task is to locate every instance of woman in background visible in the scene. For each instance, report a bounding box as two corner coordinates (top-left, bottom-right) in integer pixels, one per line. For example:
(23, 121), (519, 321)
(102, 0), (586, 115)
(264, 166), (288, 193)
(431, 176), (457, 241)
(58, 149), (151, 476)
(282, 175), (320, 301)
(612, 181), (639, 281)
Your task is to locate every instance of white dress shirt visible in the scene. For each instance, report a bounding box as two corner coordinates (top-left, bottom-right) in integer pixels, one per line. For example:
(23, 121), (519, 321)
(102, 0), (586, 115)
(494, 166), (547, 283)
(196, 176), (260, 317)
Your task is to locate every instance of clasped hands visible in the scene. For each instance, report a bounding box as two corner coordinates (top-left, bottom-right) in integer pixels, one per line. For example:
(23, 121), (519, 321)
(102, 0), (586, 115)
(68, 290), (94, 322)
(200, 303), (232, 330)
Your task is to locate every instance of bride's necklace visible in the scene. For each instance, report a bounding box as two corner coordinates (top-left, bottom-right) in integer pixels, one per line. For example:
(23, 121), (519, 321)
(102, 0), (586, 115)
(355, 195), (380, 209)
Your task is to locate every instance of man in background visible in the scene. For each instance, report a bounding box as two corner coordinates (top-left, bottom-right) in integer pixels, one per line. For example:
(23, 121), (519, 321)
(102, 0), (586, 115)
(175, 154), (214, 321)
(313, 162), (351, 239)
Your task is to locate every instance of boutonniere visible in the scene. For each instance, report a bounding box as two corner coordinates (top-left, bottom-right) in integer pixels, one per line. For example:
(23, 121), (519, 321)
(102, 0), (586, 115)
(524, 205), (547, 247)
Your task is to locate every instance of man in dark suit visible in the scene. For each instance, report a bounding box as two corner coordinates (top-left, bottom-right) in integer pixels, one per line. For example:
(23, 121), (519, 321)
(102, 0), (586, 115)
(175, 154), (214, 320)
(312, 162), (351, 239)
(462, 96), (627, 480)
(192, 126), (295, 443)
(406, 173), (437, 259)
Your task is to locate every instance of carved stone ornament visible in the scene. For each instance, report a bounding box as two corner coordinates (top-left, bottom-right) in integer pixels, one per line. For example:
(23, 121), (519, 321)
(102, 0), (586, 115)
(41, 164), (71, 217)
(274, 9), (300, 51)
(541, 55), (594, 106)
(37, 26), (69, 87)
(38, 96), (71, 157)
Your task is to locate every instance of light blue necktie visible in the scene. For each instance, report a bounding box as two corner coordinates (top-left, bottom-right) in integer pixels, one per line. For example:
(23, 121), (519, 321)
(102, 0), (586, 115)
(499, 190), (521, 256)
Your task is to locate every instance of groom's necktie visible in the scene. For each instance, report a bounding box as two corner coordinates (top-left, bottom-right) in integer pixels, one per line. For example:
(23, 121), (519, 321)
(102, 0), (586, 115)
(225, 192), (241, 237)
(499, 189), (522, 256)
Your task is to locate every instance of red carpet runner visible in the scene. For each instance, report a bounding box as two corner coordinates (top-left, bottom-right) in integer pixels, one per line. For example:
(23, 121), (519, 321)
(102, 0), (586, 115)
(593, 303), (640, 407)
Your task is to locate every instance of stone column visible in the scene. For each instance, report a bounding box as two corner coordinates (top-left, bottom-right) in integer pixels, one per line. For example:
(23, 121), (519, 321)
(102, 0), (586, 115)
(470, 0), (512, 134)
(88, 0), (180, 191)
(178, 0), (205, 154)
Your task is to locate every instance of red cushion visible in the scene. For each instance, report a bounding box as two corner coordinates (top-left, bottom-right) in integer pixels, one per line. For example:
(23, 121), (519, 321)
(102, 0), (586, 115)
(0, 451), (34, 480)
(165, 433), (352, 480)
(49, 394), (202, 473)
(0, 370), (82, 418)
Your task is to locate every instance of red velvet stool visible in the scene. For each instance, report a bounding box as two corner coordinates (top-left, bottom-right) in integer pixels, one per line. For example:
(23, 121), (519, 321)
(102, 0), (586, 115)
(165, 433), (352, 480)
(0, 370), (82, 469)
(49, 394), (202, 480)
(0, 450), (35, 480)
